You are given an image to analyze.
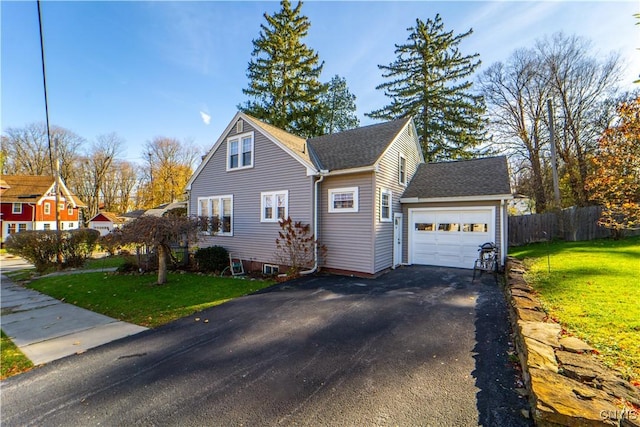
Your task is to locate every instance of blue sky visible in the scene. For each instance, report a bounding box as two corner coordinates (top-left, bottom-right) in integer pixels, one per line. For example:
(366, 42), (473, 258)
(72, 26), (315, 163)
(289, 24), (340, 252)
(2, 1), (639, 164)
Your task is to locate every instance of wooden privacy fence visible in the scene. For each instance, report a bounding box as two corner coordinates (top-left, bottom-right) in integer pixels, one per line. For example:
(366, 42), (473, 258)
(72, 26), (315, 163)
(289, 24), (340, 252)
(508, 206), (634, 246)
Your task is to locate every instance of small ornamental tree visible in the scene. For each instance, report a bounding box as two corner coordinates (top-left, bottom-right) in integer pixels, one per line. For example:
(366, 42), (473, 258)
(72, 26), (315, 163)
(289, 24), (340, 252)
(114, 214), (200, 284)
(275, 216), (324, 276)
(585, 97), (640, 239)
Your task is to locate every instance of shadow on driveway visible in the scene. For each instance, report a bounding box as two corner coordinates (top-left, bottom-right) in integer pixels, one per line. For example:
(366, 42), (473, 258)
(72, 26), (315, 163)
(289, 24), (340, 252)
(1, 266), (532, 426)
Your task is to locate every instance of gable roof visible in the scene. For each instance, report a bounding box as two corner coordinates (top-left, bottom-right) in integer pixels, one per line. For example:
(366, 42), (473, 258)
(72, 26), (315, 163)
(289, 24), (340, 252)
(144, 201), (187, 217)
(89, 211), (127, 224)
(401, 156), (512, 201)
(1, 175), (87, 207)
(306, 117), (412, 171)
(243, 114), (312, 166)
(186, 112), (317, 190)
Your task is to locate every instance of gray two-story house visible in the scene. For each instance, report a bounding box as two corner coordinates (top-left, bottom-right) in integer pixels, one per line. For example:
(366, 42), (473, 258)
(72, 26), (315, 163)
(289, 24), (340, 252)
(186, 112), (511, 276)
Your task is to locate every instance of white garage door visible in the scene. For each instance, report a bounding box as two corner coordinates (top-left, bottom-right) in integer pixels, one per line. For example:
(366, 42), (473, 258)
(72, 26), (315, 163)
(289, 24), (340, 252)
(409, 207), (495, 269)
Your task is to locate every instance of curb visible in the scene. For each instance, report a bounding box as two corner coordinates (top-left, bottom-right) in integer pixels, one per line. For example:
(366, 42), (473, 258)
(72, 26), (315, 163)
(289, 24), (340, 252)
(504, 258), (640, 427)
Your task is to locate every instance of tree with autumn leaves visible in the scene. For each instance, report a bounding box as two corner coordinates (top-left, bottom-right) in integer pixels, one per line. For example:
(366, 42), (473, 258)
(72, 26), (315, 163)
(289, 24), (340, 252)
(586, 97), (640, 239)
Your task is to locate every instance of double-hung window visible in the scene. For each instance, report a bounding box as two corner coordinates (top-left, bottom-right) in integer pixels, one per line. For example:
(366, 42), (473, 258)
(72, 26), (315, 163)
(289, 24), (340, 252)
(261, 190), (288, 222)
(68, 206), (73, 216)
(12, 203), (22, 214)
(380, 189), (392, 222)
(399, 153), (407, 186)
(44, 202), (51, 215)
(328, 187), (359, 213)
(227, 132), (254, 170)
(198, 195), (233, 236)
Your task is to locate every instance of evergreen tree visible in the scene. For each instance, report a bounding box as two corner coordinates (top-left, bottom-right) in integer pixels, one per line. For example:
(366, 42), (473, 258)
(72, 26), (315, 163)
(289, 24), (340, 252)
(318, 75), (359, 134)
(367, 15), (486, 161)
(240, 0), (325, 137)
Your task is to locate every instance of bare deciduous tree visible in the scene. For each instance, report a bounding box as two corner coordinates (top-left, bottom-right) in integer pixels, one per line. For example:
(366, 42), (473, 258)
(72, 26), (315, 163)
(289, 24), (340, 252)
(101, 160), (139, 214)
(479, 48), (551, 212)
(479, 32), (622, 211)
(68, 133), (123, 219)
(2, 122), (84, 181)
(538, 33), (622, 206)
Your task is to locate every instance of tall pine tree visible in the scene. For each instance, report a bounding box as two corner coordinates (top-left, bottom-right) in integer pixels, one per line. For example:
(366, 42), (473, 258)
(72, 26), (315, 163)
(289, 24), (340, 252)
(240, 0), (325, 137)
(367, 15), (486, 161)
(318, 75), (359, 134)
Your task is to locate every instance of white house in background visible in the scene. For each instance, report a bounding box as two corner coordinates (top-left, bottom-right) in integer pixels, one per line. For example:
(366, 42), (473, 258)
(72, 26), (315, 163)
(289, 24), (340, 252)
(87, 212), (128, 236)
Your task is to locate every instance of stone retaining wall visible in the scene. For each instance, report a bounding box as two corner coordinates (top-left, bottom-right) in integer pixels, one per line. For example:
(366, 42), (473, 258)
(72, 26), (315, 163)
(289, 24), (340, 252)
(505, 258), (640, 426)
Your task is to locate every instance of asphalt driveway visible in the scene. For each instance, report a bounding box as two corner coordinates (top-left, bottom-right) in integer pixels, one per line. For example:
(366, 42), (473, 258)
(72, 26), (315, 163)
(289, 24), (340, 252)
(1, 266), (531, 426)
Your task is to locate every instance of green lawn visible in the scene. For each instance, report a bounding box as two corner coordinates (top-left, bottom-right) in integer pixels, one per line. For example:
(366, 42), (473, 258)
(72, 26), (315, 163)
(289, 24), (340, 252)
(27, 272), (276, 328)
(509, 236), (640, 381)
(83, 255), (129, 270)
(1, 330), (33, 380)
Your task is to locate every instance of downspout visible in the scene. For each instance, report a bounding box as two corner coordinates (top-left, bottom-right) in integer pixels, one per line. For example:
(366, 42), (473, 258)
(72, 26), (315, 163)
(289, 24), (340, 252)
(500, 198), (507, 268)
(300, 172), (327, 275)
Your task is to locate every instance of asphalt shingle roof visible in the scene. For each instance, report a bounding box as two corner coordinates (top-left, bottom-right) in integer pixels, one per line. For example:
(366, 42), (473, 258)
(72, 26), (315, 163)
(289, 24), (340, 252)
(402, 156), (512, 199)
(1, 175), (87, 207)
(243, 114), (313, 167)
(1, 175), (56, 203)
(307, 117), (411, 171)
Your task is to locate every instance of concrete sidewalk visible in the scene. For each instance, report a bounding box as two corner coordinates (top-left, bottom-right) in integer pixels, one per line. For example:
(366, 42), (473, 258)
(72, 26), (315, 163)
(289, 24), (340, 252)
(1, 265), (147, 365)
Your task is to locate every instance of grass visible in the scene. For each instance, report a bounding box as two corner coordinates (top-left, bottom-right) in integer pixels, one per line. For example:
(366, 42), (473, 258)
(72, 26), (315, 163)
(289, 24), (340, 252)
(83, 255), (128, 270)
(1, 330), (33, 380)
(509, 235), (640, 381)
(27, 271), (276, 328)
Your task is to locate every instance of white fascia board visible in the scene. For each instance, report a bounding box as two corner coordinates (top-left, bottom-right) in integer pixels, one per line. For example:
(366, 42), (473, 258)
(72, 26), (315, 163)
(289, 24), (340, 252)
(324, 165), (377, 176)
(400, 194), (513, 204)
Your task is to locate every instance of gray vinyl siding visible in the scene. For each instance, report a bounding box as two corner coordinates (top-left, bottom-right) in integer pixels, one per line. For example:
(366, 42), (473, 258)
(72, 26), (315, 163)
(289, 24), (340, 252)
(189, 120), (314, 267)
(373, 126), (422, 272)
(401, 200), (504, 263)
(319, 173), (375, 274)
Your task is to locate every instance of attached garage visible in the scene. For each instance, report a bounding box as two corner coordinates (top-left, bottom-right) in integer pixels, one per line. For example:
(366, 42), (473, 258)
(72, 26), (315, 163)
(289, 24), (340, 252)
(409, 207), (495, 269)
(400, 157), (513, 270)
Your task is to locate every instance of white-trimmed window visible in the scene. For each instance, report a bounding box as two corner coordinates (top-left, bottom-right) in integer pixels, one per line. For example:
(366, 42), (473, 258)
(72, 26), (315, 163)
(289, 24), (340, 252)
(399, 153), (407, 186)
(261, 190), (288, 222)
(227, 132), (254, 170)
(44, 224), (51, 231)
(12, 203), (22, 214)
(68, 206), (73, 216)
(380, 189), (392, 222)
(329, 187), (359, 213)
(18, 224), (27, 232)
(44, 202), (51, 215)
(197, 195), (233, 236)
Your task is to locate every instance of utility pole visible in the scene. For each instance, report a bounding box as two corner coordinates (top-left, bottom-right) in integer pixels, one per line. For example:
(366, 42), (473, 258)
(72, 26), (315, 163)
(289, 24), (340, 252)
(37, 0), (63, 266)
(547, 99), (561, 208)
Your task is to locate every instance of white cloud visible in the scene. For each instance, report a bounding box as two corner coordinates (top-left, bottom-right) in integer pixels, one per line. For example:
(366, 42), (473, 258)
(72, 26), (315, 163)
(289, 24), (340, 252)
(200, 111), (211, 125)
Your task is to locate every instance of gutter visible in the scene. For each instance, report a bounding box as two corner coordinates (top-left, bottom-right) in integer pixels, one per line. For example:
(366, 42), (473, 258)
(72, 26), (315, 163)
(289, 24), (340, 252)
(300, 170), (328, 275)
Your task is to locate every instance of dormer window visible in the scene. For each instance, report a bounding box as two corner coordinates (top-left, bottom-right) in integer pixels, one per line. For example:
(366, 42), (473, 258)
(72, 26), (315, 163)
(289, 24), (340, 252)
(227, 132), (254, 171)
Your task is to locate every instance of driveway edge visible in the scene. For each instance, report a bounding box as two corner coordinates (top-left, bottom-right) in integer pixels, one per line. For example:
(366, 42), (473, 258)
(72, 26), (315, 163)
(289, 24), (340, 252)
(504, 257), (640, 427)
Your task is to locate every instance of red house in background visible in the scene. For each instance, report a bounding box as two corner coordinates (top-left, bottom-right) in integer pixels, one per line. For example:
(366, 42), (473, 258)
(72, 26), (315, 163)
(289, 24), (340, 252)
(1, 175), (86, 244)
